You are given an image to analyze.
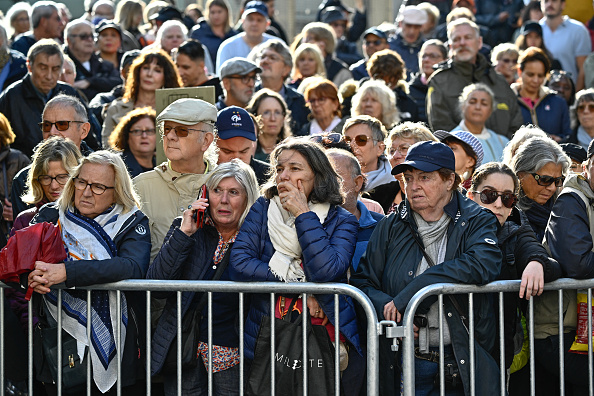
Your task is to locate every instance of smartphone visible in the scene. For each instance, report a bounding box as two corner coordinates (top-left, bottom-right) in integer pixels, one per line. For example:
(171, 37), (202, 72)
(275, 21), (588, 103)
(192, 184), (208, 226)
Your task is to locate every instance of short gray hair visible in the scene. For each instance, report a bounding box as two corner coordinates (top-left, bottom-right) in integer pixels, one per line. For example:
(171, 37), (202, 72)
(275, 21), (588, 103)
(205, 159), (259, 226)
(459, 83), (496, 116)
(27, 38), (64, 65)
(31, 1), (58, 29)
(447, 18), (480, 42)
(351, 80), (400, 129)
(156, 20), (188, 47)
(0, 25), (8, 52)
(65, 19), (93, 38)
(326, 148), (366, 191)
(58, 150), (140, 214)
(6, 2), (31, 37)
(342, 115), (387, 144)
(44, 94), (88, 122)
(254, 39), (293, 72)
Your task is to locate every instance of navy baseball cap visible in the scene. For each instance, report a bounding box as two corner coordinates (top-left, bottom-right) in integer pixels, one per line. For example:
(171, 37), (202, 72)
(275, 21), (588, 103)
(392, 141), (456, 175)
(363, 27), (387, 40)
(216, 106), (256, 141)
(243, 1), (269, 19)
(520, 21), (542, 37)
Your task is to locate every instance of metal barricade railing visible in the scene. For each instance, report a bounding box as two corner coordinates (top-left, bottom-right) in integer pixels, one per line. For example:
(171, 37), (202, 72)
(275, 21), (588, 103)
(0, 280), (379, 396)
(382, 278), (594, 396)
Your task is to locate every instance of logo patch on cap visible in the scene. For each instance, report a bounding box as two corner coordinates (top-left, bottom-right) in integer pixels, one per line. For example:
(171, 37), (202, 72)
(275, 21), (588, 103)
(231, 111), (242, 126)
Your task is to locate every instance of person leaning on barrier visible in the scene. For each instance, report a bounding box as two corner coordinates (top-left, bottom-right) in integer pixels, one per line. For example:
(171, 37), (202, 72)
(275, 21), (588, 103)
(147, 160), (259, 396)
(352, 141), (502, 395)
(27, 150), (151, 394)
(229, 138), (364, 392)
(533, 139), (594, 395)
(467, 162), (561, 373)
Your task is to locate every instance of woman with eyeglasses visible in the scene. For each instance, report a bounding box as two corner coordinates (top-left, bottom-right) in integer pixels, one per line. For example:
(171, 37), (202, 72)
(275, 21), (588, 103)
(510, 134), (571, 242)
(571, 89), (594, 150)
(300, 78), (346, 136)
(109, 107), (156, 177)
(467, 162), (561, 374)
(102, 49), (182, 147)
(246, 88), (292, 163)
(27, 150), (150, 394)
(511, 47), (572, 143)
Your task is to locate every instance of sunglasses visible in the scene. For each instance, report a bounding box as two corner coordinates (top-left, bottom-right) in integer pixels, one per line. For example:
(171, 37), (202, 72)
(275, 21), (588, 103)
(343, 134), (377, 146)
(473, 188), (518, 208)
(531, 172), (565, 187)
(577, 103), (594, 113)
(364, 39), (385, 46)
(310, 132), (342, 145)
(39, 120), (85, 132)
(161, 125), (210, 138)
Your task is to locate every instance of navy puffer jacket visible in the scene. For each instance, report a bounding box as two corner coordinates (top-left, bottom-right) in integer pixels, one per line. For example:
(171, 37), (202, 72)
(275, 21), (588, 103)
(230, 197), (362, 361)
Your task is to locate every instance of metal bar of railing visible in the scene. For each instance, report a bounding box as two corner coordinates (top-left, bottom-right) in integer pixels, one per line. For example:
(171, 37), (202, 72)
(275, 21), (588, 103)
(438, 294), (444, 396)
(468, 293), (475, 396)
(86, 290), (92, 396)
(207, 291), (213, 396)
(302, 293), (307, 396)
(145, 291), (151, 395)
(28, 299), (33, 396)
(239, 292), (244, 396)
(270, 292), (275, 396)
(498, 292), (505, 396)
(334, 293), (340, 396)
(559, 289), (565, 396)
(57, 289), (62, 396)
(176, 291), (182, 396)
(529, 296), (535, 396)
(116, 290), (122, 396)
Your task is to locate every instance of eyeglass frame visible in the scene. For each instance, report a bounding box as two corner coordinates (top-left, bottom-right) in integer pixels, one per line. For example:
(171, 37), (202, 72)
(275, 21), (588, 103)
(471, 188), (518, 208)
(530, 172), (565, 187)
(343, 134), (379, 147)
(160, 124), (213, 138)
(39, 120), (85, 133)
(72, 177), (115, 195)
(225, 74), (258, 84)
(129, 128), (157, 136)
(37, 174), (70, 186)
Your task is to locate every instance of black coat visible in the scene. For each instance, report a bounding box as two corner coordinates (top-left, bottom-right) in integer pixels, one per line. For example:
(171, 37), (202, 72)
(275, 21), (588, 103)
(65, 48), (123, 102)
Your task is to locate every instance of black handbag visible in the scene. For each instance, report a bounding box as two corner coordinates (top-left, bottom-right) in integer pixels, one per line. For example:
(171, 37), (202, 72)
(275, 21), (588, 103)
(246, 297), (336, 396)
(40, 326), (87, 392)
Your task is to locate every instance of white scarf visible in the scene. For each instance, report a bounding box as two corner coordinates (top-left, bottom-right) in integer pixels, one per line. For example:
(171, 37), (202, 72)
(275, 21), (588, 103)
(267, 196), (330, 282)
(364, 156), (396, 191)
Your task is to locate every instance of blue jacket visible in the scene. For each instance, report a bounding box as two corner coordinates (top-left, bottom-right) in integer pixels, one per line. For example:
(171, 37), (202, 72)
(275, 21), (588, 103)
(351, 201), (384, 272)
(10, 33), (36, 58)
(190, 20), (238, 68)
(389, 33), (424, 81)
(2, 50), (27, 91)
(230, 197), (362, 361)
(349, 59), (368, 81)
(352, 191), (503, 395)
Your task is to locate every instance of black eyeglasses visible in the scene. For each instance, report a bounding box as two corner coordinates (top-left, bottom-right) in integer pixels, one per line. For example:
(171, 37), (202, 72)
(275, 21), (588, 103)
(472, 188), (517, 208)
(73, 177), (114, 195)
(39, 120), (84, 132)
(343, 134), (377, 147)
(226, 74), (258, 84)
(129, 128), (156, 136)
(161, 125), (210, 138)
(37, 174), (70, 186)
(531, 173), (565, 187)
(69, 33), (94, 41)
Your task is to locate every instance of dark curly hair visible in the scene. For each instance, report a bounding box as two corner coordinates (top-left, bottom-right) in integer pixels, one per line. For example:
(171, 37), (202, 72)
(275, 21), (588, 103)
(123, 49), (182, 103)
(109, 107), (156, 150)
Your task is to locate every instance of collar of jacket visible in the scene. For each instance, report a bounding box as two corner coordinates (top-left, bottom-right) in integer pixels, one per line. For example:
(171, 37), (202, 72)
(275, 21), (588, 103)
(451, 52), (493, 83)
(356, 200), (379, 229)
(497, 206), (523, 242)
(395, 32), (424, 49)
(398, 189), (463, 224)
(510, 82), (554, 105)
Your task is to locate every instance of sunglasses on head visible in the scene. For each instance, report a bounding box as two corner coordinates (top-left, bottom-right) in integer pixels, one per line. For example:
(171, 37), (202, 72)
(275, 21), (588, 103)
(343, 134), (376, 146)
(473, 188), (518, 208)
(531, 173), (565, 187)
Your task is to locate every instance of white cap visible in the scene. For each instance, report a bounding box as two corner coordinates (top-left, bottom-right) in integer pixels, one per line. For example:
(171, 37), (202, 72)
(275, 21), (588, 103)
(401, 6), (428, 25)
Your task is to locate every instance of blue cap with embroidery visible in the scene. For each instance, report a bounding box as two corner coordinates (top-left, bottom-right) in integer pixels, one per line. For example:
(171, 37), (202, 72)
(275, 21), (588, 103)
(392, 141), (456, 175)
(216, 106), (256, 141)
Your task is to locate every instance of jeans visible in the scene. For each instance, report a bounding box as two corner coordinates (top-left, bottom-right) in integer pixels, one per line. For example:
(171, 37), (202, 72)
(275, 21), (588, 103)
(414, 346), (465, 396)
(163, 361), (240, 396)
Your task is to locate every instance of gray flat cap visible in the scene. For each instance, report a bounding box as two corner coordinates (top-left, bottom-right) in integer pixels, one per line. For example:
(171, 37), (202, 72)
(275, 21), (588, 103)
(157, 98), (217, 126)
(220, 58), (262, 79)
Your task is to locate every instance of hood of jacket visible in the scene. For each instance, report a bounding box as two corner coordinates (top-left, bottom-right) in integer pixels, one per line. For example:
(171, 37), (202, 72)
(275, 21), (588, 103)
(564, 172), (594, 201)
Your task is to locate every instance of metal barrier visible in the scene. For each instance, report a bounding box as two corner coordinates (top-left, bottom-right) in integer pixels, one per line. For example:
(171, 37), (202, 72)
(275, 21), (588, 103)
(0, 280), (379, 396)
(380, 278), (594, 396)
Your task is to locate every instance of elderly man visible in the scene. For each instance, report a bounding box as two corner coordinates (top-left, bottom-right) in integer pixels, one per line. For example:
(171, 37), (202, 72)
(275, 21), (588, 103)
(217, 57), (261, 110)
(216, 1), (275, 74)
(134, 98), (217, 261)
(11, 1), (64, 57)
(63, 20), (121, 102)
(216, 106), (270, 185)
(427, 19), (522, 138)
(254, 40), (309, 133)
(390, 5), (427, 80)
(343, 115), (397, 213)
(0, 39), (96, 157)
(174, 39), (222, 98)
(10, 94), (92, 218)
(349, 27), (390, 81)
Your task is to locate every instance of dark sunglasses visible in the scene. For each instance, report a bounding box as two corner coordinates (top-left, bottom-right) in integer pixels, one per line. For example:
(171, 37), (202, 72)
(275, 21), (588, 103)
(473, 188), (517, 208)
(364, 39), (385, 46)
(39, 120), (84, 132)
(531, 173), (565, 187)
(310, 132), (342, 145)
(161, 125), (210, 138)
(343, 134), (377, 146)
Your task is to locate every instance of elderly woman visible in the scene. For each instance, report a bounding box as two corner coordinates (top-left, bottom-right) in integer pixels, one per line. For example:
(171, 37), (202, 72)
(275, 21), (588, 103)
(300, 78), (345, 135)
(510, 135), (571, 241)
(230, 139), (362, 385)
(511, 47), (572, 143)
(28, 151), (151, 394)
(155, 20), (187, 56)
(246, 88), (292, 162)
(491, 43), (519, 85)
(385, 122), (437, 213)
(147, 160), (258, 395)
(453, 83), (510, 164)
(409, 39), (447, 124)
(572, 89), (594, 150)
(108, 107), (156, 177)
(5, 2), (30, 44)
(289, 43), (326, 90)
(435, 130), (484, 190)
(351, 80), (400, 129)
(352, 141), (502, 395)
(102, 49), (181, 147)
(367, 49), (419, 123)
(301, 22), (352, 89)
(467, 162), (561, 371)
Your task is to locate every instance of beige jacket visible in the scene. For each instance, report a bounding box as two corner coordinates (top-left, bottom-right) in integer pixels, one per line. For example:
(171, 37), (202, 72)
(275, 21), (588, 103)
(102, 99), (134, 148)
(133, 160), (213, 262)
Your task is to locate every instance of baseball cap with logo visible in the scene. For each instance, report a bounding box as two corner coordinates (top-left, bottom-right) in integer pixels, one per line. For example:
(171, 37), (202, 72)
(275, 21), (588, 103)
(243, 1), (269, 19)
(216, 106), (256, 141)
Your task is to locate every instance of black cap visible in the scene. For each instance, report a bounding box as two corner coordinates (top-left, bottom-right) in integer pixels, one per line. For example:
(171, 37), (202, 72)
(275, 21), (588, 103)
(392, 141), (456, 175)
(320, 6), (347, 24)
(586, 141), (594, 161)
(149, 6), (183, 22)
(96, 19), (122, 39)
(363, 27), (388, 40)
(121, 49), (141, 71)
(520, 20), (542, 37)
(561, 143), (587, 163)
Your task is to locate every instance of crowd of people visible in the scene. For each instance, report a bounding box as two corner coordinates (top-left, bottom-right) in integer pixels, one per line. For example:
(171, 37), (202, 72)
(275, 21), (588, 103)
(0, 0), (593, 394)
